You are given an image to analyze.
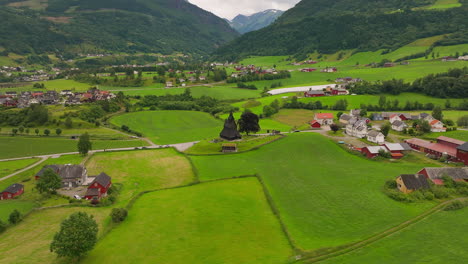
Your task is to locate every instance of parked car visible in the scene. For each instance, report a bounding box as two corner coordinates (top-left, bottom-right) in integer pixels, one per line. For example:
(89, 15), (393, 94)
(73, 195), (81, 200)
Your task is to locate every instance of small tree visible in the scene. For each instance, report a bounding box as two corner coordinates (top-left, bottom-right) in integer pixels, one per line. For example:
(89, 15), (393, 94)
(337, 112), (343, 119)
(50, 212), (98, 258)
(78, 133), (92, 156)
(432, 106), (443, 121)
(18, 126), (24, 134)
(330, 124), (340, 134)
(36, 168), (62, 194)
(35, 128), (39, 136)
(457, 115), (468, 127)
(238, 111), (260, 135)
(44, 129), (50, 136)
(381, 122), (391, 137)
(110, 208), (128, 223)
(56, 128), (62, 136)
(419, 120), (431, 133)
(65, 117), (73, 129)
(0, 219), (6, 233)
(11, 128), (18, 136)
(25, 128), (30, 134)
(8, 209), (22, 225)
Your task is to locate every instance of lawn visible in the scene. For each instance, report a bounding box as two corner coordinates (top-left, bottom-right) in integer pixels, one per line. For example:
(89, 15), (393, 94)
(84, 178), (293, 264)
(426, 0), (462, 9)
(110, 110), (223, 144)
(185, 135), (283, 155)
(0, 200), (36, 222)
(3, 79), (91, 93)
(318, 208), (468, 264)
(0, 207), (111, 264)
(85, 149), (195, 206)
(0, 136), (148, 159)
(424, 130), (468, 141)
(0, 158), (39, 178)
(190, 133), (438, 250)
(271, 109), (317, 129)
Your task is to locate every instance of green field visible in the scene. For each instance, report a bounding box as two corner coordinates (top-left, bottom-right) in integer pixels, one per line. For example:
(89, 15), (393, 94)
(0, 200), (36, 222)
(84, 178), (293, 264)
(190, 133), (437, 250)
(185, 135), (283, 155)
(0, 136), (148, 159)
(110, 111), (223, 144)
(3, 79), (91, 93)
(426, 0), (462, 9)
(0, 207), (111, 264)
(319, 208), (468, 264)
(425, 130), (468, 141)
(86, 149), (195, 206)
(0, 158), (39, 178)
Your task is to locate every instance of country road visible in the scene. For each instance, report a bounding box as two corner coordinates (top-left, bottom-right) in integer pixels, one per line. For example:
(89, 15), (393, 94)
(0, 157), (48, 182)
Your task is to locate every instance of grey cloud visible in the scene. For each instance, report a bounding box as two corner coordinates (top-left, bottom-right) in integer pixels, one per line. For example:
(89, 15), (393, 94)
(189, 0), (300, 19)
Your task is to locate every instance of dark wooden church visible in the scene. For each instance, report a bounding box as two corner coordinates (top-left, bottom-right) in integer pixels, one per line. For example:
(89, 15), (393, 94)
(220, 113), (241, 140)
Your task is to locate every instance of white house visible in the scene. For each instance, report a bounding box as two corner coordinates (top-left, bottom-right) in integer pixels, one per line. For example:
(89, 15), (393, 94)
(346, 119), (368, 138)
(367, 130), (385, 144)
(430, 120), (446, 132)
(392, 120), (408, 132)
(389, 114), (402, 124)
(314, 113), (334, 125)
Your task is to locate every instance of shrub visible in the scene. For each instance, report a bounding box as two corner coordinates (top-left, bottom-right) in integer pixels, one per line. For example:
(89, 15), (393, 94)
(385, 189), (415, 202)
(384, 179), (397, 189)
(8, 209), (22, 225)
(409, 191), (425, 200)
(110, 208), (128, 223)
(423, 191), (435, 201)
(432, 187), (450, 199)
(444, 200), (466, 211)
(0, 220), (7, 233)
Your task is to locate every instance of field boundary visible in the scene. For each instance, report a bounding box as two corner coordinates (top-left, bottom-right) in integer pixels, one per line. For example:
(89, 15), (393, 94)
(298, 197), (468, 263)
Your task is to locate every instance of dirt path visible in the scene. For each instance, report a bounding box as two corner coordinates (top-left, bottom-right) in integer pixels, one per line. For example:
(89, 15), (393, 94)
(0, 156), (48, 182)
(299, 197), (468, 263)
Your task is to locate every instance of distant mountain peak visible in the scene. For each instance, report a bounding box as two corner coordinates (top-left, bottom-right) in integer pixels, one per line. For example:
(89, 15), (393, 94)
(229, 9), (284, 34)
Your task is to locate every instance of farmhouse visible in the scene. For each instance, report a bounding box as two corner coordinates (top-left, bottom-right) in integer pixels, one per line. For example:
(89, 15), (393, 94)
(418, 167), (468, 185)
(346, 119), (368, 138)
(430, 120), (446, 132)
(310, 120), (321, 128)
(304, 90), (325, 97)
(389, 114), (402, 124)
(405, 136), (467, 162)
(382, 143), (412, 159)
(314, 113), (334, 125)
(35, 164), (88, 188)
(1, 183), (24, 200)
(361, 146), (388, 158)
(85, 172), (112, 200)
(396, 174), (430, 194)
(339, 114), (353, 124)
(366, 130), (385, 144)
(419, 113), (434, 122)
(392, 120), (408, 132)
(222, 143), (238, 153)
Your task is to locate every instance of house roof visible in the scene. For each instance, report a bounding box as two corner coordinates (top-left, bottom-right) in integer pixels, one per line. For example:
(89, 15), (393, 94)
(367, 130), (383, 137)
(91, 172), (111, 187)
(400, 174), (430, 190)
(430, 119), (441, 126)
(220, 113), (241, 140)
(384, 143), (410, 151)
(438, 136), (465, 146)
(315, 113), (333, 119)
(458, 142), (468, 152)
(421, 168), (468, 181)
(85, 188), (100, 197)
(389, 114), (399, 119)
(59, 165), (86, 179)
(222, 143), (237, 147)
(392, 120), (407, 127)
(35, 165), (61, 177)
(305, 90), (325, 95)
(405, 138), (458, 157)
(310, 120), (320, 124)
(420, 113), (431, 118)
(340, 114), (352, 121)
(2, 183), (24, 194)
(364, 146), (388, 154)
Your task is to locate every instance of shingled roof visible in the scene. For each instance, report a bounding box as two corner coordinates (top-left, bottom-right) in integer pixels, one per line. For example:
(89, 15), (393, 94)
(220, 112), (241, 141)
(400, 174), (430, 190)
(457, 142), (468, 152)
(35, 165), (61, 177)
(422, 168), (468, 181)
(85, 188), (100, 197)
(91, 172), (111, 187)
(2, 183), (24, 194)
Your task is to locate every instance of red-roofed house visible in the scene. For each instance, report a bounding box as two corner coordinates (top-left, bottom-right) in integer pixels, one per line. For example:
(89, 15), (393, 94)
(430, 120), (446, 132)
(314, 113), (334, 125)
(389, 114), (402, 124)
(310, 120), (321, 128)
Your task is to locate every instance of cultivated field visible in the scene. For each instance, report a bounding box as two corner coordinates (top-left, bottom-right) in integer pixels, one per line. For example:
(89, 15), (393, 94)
(318, 208), (468, 264)
(0, 158), (39, 178)
(110, 111), (223, 144)
(190, 133), (438, 250)
(84, 178), (293, 264)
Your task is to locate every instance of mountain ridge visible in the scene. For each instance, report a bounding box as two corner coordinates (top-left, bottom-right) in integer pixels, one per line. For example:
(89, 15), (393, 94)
(228, 9), (284, 34)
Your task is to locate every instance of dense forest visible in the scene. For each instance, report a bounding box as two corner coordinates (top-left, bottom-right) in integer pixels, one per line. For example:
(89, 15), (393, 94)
(0, 0), (238, 56)
(214, 0), (468, 60)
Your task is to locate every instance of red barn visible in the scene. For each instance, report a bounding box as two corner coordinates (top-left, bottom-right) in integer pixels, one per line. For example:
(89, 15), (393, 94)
(85, 172), (112, 200)
(361, 146), (388, 159)
(304, 90), (325, 97)
(1, 183), (24, 200)
(457, 143), (468, 165)
(310, 120), (321, 128)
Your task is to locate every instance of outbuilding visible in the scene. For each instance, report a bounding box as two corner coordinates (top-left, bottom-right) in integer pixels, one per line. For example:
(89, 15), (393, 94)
(396, 174), (430, 194)
(1, 183), (24, 200)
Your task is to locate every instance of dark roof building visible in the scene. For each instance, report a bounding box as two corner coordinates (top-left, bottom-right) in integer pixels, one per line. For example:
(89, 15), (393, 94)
(419, 167), (468, 185)
(35, 164), (87, 188)
(397, 174), (430, 193)
(220, 113), (241, 141)
(92, 172), (111, 187)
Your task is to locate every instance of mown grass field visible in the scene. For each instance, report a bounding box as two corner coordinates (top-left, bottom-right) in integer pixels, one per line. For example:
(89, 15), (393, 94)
(86, 149), (195, 206)
(0, 200), (36, 222)
(185, 135), (283, 155)
(0, 207), (111, 264)
(190, 133), (437, 250)
(3, 79), (91, 93)
(110, 110), (223, 144)
(425, 130), (468, 141)
(84, 178), (293, 264)
(0, 158), (39, 178)
(0, 136), (148, 159)
(318, 208), (468, 264)
(426, 0), (462, 9)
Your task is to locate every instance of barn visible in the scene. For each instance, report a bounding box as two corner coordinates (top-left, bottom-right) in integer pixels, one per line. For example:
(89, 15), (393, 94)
(457, 143), (468, 165)
(310, 120), (321, 128)
(1, 183), (24, 200)
(85, 172), (112, 200)
(361, 146), (388, 159)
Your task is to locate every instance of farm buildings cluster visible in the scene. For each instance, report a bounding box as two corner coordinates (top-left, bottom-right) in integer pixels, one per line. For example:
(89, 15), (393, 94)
(396, 167), (468, 194)
(0, 88), (116, 108)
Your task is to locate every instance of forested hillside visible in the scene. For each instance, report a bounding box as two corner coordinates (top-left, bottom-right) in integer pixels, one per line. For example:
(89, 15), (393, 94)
(0, 0), (238, 56)
(215, 0), (468, 60)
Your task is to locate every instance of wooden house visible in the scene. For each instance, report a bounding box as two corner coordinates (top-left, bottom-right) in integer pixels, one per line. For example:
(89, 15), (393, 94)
(457, 143), (468, 165)
(418, 167), (468, 185)
(314, 113), (334, 125)
(361, 146), (388, 158)
(396, 174), (430, 194)
(222, 143), (238, 153)
(1, 183), (24, 200)
(85, 172), (112, 200)
(310, 120), (321, 128)
(366, 130), (385, 144)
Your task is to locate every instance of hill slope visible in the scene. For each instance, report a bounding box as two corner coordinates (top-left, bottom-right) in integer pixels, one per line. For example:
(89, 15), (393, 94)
(229, 9), (284, 34)
(215, 0), (468, 60)
(0, 0), (238, 56)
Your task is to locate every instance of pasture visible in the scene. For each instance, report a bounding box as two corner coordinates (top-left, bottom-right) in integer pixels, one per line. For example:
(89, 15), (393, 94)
(0, 136), (148, 159)
(0, 158), (39, 178)
(110, 111), (223, 144)
(318, 208), (468, 264)
(84, 178), (293, 264)
(185, 135), (283, 155)
(86, 149), (195, 206)
(190, 133), (437, 250)
(0, 200), (36, 222)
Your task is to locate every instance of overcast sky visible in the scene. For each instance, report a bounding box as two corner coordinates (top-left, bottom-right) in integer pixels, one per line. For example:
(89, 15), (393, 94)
(189, 0), (301, 20)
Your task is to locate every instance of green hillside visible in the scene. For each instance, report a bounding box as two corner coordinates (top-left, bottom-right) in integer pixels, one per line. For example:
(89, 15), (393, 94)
(0, 0), (238, 56)
(215, 0), (468, 60)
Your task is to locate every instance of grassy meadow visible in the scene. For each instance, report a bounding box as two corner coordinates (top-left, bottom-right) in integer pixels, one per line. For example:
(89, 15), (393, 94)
(0, 200), (36, 222)
(110, 110), (223, 144)
(190, 133), (438, 250)
(86, 149), (195, 206)
(0, 158), (39, 178)
(318, 208), (468, 264)
(0, 136), (148, 159)
(84, 178), (293, 264)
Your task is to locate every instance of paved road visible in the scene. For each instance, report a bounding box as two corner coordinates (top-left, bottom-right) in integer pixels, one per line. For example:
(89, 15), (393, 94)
(0, 156), (48, 182)
(267, 84), (336, 95)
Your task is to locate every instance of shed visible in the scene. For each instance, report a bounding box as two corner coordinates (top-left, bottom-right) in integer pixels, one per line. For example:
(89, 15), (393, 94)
(1, 183), (24, 200)
(222, 143), (238, 153)
(396, 174), (430, 194)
